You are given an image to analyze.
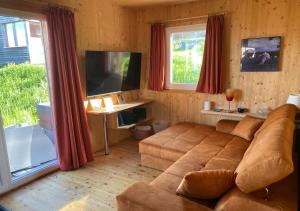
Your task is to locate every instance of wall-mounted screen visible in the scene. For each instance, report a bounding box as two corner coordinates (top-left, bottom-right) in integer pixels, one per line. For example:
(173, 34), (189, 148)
(86, 51), (141, 96)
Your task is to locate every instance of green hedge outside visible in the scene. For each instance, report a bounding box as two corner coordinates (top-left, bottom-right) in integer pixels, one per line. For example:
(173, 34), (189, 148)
(0, 63), (49, 127)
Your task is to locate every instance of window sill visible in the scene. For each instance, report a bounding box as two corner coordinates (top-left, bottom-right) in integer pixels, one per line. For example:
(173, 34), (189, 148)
(4, 46), (28, 49)
(144, 88), (197, 94)
(164, 89), (197, 94)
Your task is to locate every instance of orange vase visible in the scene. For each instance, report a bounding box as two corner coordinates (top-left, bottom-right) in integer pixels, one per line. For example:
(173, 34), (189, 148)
(225, 89), (235, 113)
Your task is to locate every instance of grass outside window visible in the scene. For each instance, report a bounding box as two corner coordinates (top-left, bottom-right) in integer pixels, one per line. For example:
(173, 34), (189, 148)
(0, 63), (49, 127)
(166, 24), (206, 90)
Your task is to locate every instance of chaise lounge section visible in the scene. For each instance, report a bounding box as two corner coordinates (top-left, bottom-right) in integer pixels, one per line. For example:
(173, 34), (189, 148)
(117, 104), (298, 211)
(139, 122), (215, 171)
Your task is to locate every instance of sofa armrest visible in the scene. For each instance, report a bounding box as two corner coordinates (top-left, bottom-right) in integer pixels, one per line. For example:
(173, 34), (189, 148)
(216, 119), (239, 134)
(116, 182), (213, 211)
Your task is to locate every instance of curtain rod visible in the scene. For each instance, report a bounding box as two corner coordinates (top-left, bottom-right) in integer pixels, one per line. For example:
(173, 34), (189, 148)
(147, 12), (225, 24)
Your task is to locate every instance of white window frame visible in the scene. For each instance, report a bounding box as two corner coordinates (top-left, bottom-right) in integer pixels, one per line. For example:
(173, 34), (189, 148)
(165, 24), (206, 90)
(0, 115), (11, 193)
(0, 7), (58, 195)
(4, 21), (28, 48)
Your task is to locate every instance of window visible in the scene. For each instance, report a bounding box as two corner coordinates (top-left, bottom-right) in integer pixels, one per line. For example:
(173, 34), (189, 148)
(29, 21), (42, 38)
(166, 24), (206, 90)
(4, 21), (28, 47)
(0, 10), (57, 194)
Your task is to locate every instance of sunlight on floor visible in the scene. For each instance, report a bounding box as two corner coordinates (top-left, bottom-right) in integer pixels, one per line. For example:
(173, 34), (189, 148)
(60, 196), (92, 211)
(0, 139), (161, 211)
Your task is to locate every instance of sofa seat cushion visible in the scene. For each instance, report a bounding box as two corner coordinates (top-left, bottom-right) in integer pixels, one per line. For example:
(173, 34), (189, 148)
(216, 168), (297, 211)
(151, 172), (183, 193)
(140, 154), (174, 171)
(202, 137), (249, 171)
(116, 182), (213, 211)
(139, 122), (214, 162)
(165, 143), (223, 177)
(164, 131), (239, 178)
(151, 132), (248, 195)
(200, 131), (237, 147)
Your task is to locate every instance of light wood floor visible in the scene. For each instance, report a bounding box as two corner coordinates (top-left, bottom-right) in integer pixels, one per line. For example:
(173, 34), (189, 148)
(0, 139), (162, 211)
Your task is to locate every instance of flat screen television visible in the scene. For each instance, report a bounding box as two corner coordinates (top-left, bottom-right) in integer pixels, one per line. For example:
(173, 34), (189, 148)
(86, 51), (141, 97)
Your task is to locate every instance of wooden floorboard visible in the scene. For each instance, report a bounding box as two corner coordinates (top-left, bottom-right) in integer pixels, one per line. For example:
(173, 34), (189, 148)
(0, 138), (162, 211)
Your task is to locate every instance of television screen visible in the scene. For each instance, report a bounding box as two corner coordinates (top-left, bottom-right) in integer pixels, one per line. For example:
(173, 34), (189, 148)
(86, 51), (141, 96)
(240, 36), (281, 72)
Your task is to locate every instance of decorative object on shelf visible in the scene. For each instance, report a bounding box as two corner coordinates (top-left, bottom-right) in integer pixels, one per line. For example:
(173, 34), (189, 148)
(117, 94), (126, 104)
(90, 99), (102, 110)
(257, 106), (271, 116)
(240, 36), (281, 72)
(213, 108), (222, 112)
(103, 97), (114, 111)
(83, 100), (93, 111)
(287, 93), (300, 109)
(225, 89), (235, 113)
(237, 107), (247, 113)
(203, 101), (212, 111)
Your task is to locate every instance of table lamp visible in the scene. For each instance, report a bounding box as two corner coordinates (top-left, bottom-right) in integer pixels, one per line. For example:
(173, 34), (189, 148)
(287, 93), (300, 110)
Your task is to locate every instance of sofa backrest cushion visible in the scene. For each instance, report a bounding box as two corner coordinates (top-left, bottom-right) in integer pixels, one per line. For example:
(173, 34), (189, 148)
(235, 116), (295, 193)
(231, 116), (264, 141)
(255, 104), (297, 137)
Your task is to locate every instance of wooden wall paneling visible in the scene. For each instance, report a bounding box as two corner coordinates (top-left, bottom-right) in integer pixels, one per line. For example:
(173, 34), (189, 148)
(4, 0), (300, 152)
(136, 0), (300, 127)
(87, 113), (132, 152)
(8, 0), (140, 152)
(87, 113), (105, 152)
(108, 128), (131, 146)
(108, 113), (119, 129)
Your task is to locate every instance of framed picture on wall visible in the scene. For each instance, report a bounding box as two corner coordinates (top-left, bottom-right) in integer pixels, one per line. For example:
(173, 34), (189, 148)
(240, 36), (281, 72)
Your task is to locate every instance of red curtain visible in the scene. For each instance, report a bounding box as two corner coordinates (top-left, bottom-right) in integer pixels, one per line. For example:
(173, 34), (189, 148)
(148, 23), (166, 91)
(46, 8), (94, 171)
(196, 15), (225, 94)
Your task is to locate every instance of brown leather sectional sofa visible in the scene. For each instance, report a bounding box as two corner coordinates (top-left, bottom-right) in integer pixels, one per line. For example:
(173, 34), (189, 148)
(117, 104), (298, 211)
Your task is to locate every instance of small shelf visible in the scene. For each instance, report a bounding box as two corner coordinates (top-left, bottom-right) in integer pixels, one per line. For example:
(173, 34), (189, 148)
(201, 110), (267, 119)
(117, 117), (152, 129)
(87, 99), (152, 115)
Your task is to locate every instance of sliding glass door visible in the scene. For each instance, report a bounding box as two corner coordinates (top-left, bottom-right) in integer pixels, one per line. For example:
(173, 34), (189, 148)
(0, 8), (58, 194)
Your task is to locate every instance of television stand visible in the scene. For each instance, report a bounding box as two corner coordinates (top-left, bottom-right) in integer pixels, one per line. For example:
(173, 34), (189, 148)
(87, 99), (152, 155)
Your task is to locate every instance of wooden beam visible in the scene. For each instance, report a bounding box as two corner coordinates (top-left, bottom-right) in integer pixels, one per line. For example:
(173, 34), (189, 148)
(0, 0), (46, 13)
(0, 0), (77, 14)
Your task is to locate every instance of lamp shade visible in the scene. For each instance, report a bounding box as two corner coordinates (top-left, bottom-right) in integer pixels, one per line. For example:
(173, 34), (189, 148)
(287, 94), (300, 109)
